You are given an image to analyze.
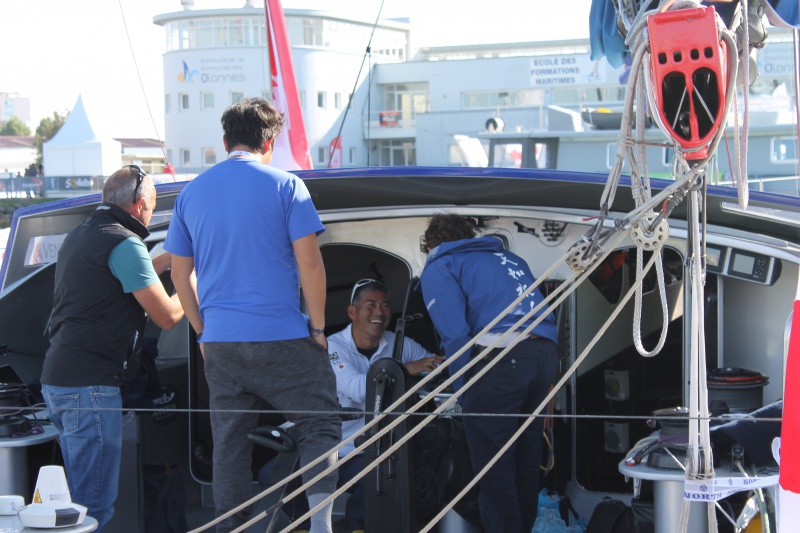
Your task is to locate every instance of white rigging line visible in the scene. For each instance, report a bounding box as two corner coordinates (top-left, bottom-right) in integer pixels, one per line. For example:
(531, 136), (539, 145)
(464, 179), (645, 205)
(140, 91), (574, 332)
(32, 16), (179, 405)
(191, 2), (754, 531)
(116, 0), (174, 179)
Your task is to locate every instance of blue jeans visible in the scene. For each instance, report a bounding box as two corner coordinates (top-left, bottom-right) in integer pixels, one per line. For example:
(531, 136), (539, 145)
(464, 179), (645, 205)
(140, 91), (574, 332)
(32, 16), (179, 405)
(42, 384), (123, 533)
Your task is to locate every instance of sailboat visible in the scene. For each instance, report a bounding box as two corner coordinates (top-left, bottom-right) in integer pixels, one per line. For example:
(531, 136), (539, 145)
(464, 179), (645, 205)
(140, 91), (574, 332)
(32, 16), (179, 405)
(2, 0), (800, 532)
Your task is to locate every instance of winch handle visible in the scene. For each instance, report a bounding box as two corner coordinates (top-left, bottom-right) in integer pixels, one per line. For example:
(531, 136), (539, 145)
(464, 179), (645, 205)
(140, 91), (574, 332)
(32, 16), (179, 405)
(248, 426), (297, 454)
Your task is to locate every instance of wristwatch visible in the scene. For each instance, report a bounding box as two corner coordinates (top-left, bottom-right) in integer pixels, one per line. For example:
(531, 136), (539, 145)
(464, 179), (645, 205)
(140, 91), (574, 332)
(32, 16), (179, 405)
(309, 327), (325, 337)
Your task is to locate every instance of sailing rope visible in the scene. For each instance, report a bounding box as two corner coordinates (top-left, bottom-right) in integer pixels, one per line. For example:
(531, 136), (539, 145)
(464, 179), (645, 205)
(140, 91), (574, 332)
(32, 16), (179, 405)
(203, 193), (683, 533)
(614, 0), (748, 531)
(328, 0), (386, 168)
(192, 2), (756, 532)
(116, 0), (174, 179)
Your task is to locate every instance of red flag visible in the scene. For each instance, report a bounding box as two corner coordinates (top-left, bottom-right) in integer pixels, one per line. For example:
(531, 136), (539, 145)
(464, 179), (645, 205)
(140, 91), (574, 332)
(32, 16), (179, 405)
(779, 271), (800, 527)
(266, 0), (313, 170)
(782, 288), (800, 489)
(328, 136), (342, 168)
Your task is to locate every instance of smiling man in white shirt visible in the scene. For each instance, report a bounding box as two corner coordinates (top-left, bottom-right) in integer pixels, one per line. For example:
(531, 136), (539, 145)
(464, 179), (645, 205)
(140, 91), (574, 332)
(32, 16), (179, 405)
(327, 279), (443, 532)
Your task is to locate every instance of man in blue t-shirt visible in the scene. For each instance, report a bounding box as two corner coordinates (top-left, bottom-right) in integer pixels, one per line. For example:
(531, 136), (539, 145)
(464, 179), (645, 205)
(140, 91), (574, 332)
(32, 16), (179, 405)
(165, 98), (341, 533)
(41, 166), (185, 532)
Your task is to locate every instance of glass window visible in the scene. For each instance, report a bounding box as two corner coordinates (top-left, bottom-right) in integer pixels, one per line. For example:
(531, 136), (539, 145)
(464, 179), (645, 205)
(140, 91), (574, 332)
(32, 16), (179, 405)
(377, 140), (416, 166)
(179, 93), (189, 111)
(203, 148), (216, 166)
(231, 92), (244, 105)
(180, 149), (190, 167)
(771, 137), (798, 163)
(318, 147), (326, 164)
(384, 83), (429, 118)
(201, 92), (215, 111)
(318, 91), (327, 109)
(335, 92), (342, 110)
(303, 19), (323, 46)
(349, 147), (356, 165)
(164, 94), (171, 114)
(551, 86), (626, 106)
(299, 89), (306, 109)
(461, 89), (545, 109)
(491, 142), (523, 168)
(164, 16), (266, 52)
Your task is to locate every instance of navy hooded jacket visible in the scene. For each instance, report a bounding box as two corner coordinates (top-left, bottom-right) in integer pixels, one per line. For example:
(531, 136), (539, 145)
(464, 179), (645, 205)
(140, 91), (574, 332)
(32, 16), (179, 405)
(420, 236), (558, 388)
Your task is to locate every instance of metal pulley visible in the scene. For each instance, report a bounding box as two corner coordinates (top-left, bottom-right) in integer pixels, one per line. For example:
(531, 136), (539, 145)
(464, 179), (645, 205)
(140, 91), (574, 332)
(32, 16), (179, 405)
(630, 213), (669, 251)
(566, 237), (604, 272)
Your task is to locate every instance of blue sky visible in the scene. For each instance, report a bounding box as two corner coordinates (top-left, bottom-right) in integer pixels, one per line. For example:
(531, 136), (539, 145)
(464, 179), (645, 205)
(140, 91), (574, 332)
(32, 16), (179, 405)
(0, 0), (592, 139)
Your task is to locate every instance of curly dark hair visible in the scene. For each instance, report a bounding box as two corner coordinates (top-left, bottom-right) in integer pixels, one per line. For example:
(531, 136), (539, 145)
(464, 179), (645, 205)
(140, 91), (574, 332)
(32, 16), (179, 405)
(221, 98), (284, 152)
(423, 214), (477, 251)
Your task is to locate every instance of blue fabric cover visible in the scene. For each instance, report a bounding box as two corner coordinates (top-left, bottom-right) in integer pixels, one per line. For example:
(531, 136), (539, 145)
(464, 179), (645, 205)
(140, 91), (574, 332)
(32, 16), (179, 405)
(590, 0), (629, 68)
(710, 400), (782, 466)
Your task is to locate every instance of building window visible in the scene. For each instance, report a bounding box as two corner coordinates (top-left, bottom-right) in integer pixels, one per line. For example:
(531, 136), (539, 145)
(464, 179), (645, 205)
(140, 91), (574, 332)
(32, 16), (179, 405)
(771, 137), (798, 163)
(378, 140), (416, 166)
(231, 91), (244, 105)
(203, 148), (216, 166)
(164, 94), (171, 114)
(303, 19), (323, 46)
(201, 92), (215, 111)
(166, 149), (173, 166)
(299, 90), (306, 109)
(335, 92), (342, 110)
(461, 89), (544, 109)
(180, 149), (190, 167)
(551, 86), (626, 106)
(318, 147), (326, 164)
(349, 147), (356, 165)
(163, 16), (267, 52)
(179, 93), (189, 111)
(317, 91), (327, 109)
(383, 83), (429, 125)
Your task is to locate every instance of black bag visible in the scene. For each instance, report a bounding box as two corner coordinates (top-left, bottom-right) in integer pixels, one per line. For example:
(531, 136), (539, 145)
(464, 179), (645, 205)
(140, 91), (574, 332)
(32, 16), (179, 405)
(143, 457), (188, 533)
(586, 497), (636, 533)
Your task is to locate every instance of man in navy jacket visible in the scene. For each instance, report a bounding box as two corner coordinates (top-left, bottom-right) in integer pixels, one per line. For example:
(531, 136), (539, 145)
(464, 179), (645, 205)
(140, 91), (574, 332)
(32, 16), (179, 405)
(420, 213), (558, 533)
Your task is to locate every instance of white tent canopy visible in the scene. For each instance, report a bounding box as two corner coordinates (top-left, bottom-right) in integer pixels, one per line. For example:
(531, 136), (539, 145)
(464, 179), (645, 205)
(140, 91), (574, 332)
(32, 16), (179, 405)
(43, 95), (121, 177)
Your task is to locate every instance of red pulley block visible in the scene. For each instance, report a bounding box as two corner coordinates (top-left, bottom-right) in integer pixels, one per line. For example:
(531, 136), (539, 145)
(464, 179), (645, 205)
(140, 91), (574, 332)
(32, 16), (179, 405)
(647, 6), (728, 160)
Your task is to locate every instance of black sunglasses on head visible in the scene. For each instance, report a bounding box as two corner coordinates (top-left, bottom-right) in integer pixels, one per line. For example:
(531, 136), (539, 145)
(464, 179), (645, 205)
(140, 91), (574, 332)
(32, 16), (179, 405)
(124, 165), (146, 204)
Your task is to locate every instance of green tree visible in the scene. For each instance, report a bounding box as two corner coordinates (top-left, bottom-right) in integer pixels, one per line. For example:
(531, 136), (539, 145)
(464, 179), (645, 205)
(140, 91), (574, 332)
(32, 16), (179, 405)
(34, 111), (69, 167)
(0, 116), (31, 136)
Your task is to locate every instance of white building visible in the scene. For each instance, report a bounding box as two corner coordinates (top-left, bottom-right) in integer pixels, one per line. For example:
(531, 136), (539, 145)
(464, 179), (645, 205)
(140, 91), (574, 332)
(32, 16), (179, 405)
(154, 2), (409, 174)
(153, 2), (798, 171)
(0, 92), (31, 128)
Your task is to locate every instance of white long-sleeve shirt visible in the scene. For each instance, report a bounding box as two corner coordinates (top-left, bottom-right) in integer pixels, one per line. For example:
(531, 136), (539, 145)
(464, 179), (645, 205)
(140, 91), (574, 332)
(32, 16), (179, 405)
(328, 323), (434, 457)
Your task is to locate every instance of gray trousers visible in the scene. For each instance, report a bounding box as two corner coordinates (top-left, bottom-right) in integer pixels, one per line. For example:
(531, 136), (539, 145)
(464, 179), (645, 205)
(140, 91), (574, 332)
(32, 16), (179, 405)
(204, 338), (342, 532)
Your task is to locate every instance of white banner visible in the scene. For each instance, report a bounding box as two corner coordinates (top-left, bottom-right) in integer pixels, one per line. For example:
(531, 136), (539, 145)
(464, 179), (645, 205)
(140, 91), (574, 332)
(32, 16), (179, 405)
(684, 475), (779, 502)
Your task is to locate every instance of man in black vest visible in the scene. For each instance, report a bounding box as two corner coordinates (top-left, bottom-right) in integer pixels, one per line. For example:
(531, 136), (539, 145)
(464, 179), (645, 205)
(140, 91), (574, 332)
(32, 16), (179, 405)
(40, 166), (185, 532)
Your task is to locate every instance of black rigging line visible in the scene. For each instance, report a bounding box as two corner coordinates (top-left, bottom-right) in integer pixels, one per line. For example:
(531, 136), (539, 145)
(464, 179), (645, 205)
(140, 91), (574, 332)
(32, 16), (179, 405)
(328, 0), (386, 168)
